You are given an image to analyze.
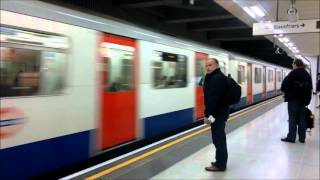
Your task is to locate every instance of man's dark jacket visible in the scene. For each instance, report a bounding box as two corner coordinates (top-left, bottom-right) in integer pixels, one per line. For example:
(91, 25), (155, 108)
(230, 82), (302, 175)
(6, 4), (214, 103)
(281, 68), (312, 105)
(203, 68), (229, 119)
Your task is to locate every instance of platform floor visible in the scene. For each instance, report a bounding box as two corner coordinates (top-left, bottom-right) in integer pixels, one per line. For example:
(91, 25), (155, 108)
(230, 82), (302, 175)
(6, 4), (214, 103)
(151, 101), (319, 179)
(69, 96), (319, 180)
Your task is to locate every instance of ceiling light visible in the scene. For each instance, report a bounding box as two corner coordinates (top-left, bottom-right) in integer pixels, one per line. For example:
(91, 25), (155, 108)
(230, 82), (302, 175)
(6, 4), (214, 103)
(287, 42), (294, 47)
(278, 38), (285, 43)
(292, 47), (297, 50)
(243, 7), (256, 18)
(283, 37), (289, 43)
(295, 55), (301, 59)
(250, 6), (265, 17)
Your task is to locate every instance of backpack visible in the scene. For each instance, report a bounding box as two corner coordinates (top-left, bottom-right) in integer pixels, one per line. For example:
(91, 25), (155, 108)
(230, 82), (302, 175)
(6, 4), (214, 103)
(305, 107), (314, 131)
(225, 77), (241, 105)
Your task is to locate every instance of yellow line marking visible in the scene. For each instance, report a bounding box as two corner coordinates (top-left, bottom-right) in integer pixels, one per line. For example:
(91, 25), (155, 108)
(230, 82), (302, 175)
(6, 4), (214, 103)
(86, 127), (210, 180)
(86, 96), (282, 180)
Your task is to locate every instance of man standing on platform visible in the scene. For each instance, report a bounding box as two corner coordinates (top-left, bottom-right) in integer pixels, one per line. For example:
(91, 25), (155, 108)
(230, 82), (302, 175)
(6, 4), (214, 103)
(203, 58), (230, 171)
(281, 59), (312, 143)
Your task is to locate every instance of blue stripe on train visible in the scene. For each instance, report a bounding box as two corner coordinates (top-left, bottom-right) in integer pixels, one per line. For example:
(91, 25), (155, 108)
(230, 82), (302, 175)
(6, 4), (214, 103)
(0, 130), (92, 179)
(267, 90), (276, 98)
(253, 93), (264, 103)
(232, 97), (247, 110)
(144, 108), (193, 138)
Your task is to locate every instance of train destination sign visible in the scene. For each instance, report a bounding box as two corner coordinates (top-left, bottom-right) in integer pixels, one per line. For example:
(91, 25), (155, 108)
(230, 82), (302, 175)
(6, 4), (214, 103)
(253, 19), (320, 36)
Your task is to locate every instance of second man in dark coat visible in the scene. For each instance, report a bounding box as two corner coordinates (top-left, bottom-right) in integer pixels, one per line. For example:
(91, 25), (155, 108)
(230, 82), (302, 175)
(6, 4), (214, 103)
(281, 59), (312, 143)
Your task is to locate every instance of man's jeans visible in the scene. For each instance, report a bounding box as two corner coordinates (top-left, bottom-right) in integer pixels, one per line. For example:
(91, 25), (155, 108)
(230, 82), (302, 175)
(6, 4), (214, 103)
(287, 101), (306, 141)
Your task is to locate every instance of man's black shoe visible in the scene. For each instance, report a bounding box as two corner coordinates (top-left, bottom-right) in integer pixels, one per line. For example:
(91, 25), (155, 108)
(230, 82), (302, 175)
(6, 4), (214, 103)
(211, 162), (216, 167)
(205, 165), (226, 172)
(299, 139), (305, 143)
(281, 138), (295, 143)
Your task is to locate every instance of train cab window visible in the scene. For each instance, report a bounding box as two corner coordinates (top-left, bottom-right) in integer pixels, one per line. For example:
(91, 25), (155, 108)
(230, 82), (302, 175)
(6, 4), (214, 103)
(254, 68), (262, 83)
(268, 70), (274, 82)
(0, 26), (68, 98)
(152, 51), (187, 89)
(237, 65), (245, 84)
(277, 71), (281, 82)
(101, 42), (134, 92)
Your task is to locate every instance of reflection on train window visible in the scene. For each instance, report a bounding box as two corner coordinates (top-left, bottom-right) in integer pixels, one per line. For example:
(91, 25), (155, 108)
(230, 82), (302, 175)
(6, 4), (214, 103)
(277, 71), (281, 82)
(152, 51), (187, 89)
(195, 59), (205, 86)
(0, 27), (68, 98)
(100, 43), (134, 92)
(254, 67), (262, 83)
(237, 65), (245, 84)
(268, 70), (274, 82)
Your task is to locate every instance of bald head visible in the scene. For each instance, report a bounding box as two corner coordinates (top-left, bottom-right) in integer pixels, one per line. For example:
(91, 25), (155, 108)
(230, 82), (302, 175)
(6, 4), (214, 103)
(206, 58), (219, 74)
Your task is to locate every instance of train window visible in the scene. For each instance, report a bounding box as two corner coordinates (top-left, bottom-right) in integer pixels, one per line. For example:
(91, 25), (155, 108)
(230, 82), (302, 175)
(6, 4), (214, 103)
(152, 51), (187, 89)
(0, 27), (68, 98)
(237, 65), (245, 84)
(254, 68), (262, 83)
(195, 59), (205, 86)
(277, 71), (281, 82)
(101, 43), (134, 92)
(268, 70), (274, 82)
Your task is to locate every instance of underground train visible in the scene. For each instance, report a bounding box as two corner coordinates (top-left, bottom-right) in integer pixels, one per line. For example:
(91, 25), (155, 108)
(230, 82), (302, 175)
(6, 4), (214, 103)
(0, 1), (291, 179)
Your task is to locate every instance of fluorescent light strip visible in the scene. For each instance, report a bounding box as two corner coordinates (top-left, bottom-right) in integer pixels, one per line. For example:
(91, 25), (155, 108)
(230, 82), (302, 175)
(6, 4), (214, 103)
(250, 6), (265, 17)
(243, 7), (256, 18)
(282, 37), (289, 43)
(278, 38), (285, 43)
(287, 42), (294, 47)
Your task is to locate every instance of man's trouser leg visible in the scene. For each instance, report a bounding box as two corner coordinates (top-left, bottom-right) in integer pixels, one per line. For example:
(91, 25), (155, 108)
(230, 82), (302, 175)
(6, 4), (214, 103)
(287, 101), (298, 141)
(211, 119), (228, 169)
(297, 103), (306, 141)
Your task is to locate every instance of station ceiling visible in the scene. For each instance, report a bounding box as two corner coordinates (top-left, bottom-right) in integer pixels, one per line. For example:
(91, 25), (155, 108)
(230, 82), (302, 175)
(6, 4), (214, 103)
(43, 0), (296, 68)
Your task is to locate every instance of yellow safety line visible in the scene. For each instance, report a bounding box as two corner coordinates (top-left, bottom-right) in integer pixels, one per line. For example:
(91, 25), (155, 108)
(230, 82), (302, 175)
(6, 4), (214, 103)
(86, 96), (282, 180)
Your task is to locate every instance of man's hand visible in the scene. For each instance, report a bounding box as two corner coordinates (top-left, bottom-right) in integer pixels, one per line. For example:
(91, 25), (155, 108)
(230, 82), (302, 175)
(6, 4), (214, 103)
(204, 117), (210, 125)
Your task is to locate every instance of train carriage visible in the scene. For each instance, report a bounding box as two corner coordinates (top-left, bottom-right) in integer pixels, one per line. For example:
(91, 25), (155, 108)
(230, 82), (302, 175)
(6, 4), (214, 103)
(0, 1), (291, 179)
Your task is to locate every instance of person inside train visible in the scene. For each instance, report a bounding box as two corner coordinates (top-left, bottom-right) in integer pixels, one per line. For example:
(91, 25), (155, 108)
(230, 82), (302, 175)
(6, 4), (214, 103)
(281, 59), (312, 143)
(203, 58), (230, 172)
(155, 75), (167, 88)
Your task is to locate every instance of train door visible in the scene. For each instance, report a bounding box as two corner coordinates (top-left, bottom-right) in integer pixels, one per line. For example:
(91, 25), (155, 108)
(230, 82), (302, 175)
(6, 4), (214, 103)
(247, 63), (253, 104)
(100, 34), (137, 149)
(262, 66), (267, 99)
(195, 52), (208, 120)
